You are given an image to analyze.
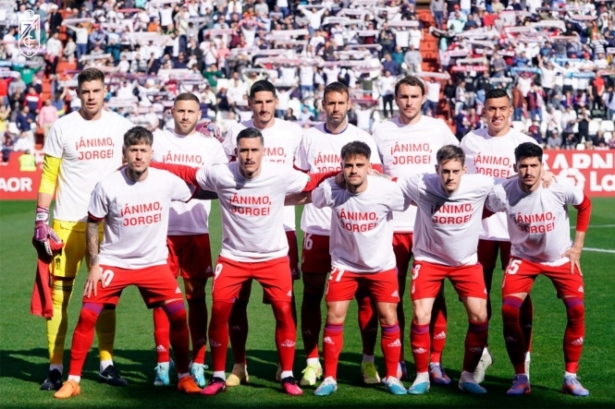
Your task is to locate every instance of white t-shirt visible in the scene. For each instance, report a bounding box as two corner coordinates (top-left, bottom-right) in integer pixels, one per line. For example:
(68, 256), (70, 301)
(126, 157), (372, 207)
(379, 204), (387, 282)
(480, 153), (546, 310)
(152, 129), (228, 235)
(89, 168), (192, 269)
(426, 82), (441, 103)
(460, 127), (539, 241)
(295, 123), (382, 235)
(372, 115), (459, 232)
(44, 110), (134, 222)
(196, 162), (310, 262)
(312, 176), (406, 272)
(160, 7), (174, 26)
(299, 65), (315, 86)
(486, 180), (583, 266)
(398, 173), (494, 266)
(222, 119), (303, 231)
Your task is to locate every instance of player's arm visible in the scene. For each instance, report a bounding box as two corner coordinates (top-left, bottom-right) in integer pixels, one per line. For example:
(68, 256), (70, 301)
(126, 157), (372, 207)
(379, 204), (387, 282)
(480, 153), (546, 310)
(563, 195), (592, 275)
(33, 154), (62, 258)
(84, 214), (104, 298)
(285, 191), (312, 206)
(149, 162), (199, 186)
(301, 170), (340, 192)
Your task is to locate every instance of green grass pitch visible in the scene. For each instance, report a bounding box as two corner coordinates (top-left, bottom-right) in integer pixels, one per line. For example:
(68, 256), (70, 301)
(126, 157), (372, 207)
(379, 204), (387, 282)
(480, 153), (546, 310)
(1, 199), (614, 408)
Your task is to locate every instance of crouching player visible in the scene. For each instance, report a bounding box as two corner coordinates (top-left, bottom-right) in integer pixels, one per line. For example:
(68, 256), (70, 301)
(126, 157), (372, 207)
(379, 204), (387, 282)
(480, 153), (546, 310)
(397, 145), (493, 395)
(53, 127), (202, 398)
(308, 141), (407, 396)
(486, 143), (592, 396)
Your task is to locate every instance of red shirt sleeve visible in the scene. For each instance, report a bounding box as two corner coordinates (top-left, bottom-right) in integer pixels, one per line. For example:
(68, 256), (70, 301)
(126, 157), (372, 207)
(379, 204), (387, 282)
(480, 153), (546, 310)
(302, 171), (339, 192)
(572, 195), (591, 232)
(149, 162), (199, 186)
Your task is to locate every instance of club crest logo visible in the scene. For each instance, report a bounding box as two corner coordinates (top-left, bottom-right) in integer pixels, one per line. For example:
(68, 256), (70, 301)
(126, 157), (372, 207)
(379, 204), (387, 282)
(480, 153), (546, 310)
(18, 10), (41, 58)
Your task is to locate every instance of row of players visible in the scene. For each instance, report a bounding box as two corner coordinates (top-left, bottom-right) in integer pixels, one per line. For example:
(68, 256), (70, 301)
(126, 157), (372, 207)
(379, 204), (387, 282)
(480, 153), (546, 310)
(31, 68), (591, 399)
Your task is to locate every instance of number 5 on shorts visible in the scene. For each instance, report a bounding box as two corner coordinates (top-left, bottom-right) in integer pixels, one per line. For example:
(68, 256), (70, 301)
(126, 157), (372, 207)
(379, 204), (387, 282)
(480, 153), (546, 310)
(506, 259), (522, 275)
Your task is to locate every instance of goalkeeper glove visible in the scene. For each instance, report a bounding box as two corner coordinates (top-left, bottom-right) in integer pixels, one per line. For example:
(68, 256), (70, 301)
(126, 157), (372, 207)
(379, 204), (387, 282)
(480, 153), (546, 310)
(33, 206), (63, 259)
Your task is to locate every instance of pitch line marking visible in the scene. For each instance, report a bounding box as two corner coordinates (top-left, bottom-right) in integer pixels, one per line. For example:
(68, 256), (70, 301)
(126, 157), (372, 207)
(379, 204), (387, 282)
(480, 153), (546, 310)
(571, 224), (615, 229)
(584, 248), (615, 254)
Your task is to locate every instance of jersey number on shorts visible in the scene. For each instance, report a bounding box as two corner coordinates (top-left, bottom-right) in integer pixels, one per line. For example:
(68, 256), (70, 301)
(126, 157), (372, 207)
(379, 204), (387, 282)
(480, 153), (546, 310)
(212, 264), (223, 292)
(304, 234), (313, 251)
(102, 270), (114, 287)
(411, 264), (421, 280)
(329, 268), (345, 282)
(505, 259), (522, 275)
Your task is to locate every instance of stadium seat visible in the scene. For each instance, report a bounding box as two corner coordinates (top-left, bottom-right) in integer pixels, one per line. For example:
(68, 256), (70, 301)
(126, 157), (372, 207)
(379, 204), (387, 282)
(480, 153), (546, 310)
(600, 120), (614, 132)
(576, 143), (585, 150)
(216, 79), (229, 93)
(512, 121), (525, 131)
(589, 120), (600, 135)
(604, 131), (612, 141)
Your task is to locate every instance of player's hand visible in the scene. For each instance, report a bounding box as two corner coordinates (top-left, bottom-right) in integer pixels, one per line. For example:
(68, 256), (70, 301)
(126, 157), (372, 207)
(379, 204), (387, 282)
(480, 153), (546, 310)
(85, 265), (103, 298)
(33, 206), (62, 258)
(562, 246), (583, 276)
(540, 170), (556, 188)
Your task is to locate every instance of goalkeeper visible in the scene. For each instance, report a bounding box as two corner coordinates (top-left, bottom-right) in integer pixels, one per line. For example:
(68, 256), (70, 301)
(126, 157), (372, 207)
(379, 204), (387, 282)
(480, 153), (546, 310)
(33, 68), (134, 391)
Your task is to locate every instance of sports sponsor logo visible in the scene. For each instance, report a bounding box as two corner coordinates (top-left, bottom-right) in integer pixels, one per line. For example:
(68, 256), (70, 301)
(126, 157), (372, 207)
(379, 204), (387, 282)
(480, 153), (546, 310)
(391, 290), (399, 298)
(156, 345), (167, 352)
(543, 151), (615, 197)
(287, 290), (293, 297)
(412, 348), (427, 354)
(469, 347), (484, 353)
(175, 287), (182, 294)
(578, 286), (584, 293)
(433, 331), (447, 340)
(209, 339), (221, 347)
(281, 339), (296, 347)
(505, 336), (517, 343)
(571, 337), (584, 346)
(206, 266), (213, 274)
(387, 339), (402, 348)
(323, 336), (334, 345)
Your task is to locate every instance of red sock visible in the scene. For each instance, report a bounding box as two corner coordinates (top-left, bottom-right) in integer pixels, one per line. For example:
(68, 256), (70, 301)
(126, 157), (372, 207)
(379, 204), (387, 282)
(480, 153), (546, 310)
(357, 291), (377, 356)
(301, 291), (323, 360)
(520, 295), (534, 354)
(187, 296), (207, 364)
(463, 320), (488, 373)
(410, 321), (430, 373)
(381, 322), (401, 379)
(271, 301), (297, 372)
(502, 296), (526, 374)
(430, 290), (448, 363)
(163, 300), (190, 374)
(563, 298), (585, 373)
(68, 303), (102, 377)
(228, 298), (248, 365)
(153, 307), (171, 363)
(322, 323), (343, 380)
(208, 301), (234, 372)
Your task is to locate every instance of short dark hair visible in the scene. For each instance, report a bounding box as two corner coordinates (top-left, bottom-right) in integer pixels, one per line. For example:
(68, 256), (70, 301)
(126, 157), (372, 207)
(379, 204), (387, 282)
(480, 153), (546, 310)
(436, 145), (465, 166)
(249, 80), (277, 98)
(236, 127), (264, 145)
(514, 142), (543, 163)
(323, 82), (349, 101)
(124, 126), (153, 147)
(174, 92), (200, 105)
(485, 88), (509, 101)
(395, 75), (425, 97)
(341, 141), (371, 161)
(77, 68), (105, 90)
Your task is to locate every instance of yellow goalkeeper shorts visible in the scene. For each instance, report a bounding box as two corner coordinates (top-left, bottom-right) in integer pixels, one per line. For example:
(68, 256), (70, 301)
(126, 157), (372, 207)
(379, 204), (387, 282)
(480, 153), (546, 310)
(51, 220), (103, 278)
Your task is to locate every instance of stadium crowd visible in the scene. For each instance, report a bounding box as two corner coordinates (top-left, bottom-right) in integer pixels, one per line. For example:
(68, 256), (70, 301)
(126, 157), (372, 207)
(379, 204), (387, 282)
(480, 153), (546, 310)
(2, 0), (615, 168)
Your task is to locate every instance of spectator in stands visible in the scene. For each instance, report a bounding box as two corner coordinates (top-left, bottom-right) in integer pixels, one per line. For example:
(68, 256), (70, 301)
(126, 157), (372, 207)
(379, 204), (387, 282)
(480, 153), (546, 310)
(424, 77), (441, 117)
(430, 0), (446, 30)
(528, 119), (543, 145)
(547, 129), (562, 149)
(1, 132), (13, 166)
(13, 129), (34, 152)
(576, 107), (591, 144)
(404, 44), (422, 74)
(25, 87), (43, 114)
(65, 22), (89, 62)
(15, 105), (34, 138)
(38, 99), (58, 143)
(284, 108), (297, 121)
(18, 149), (37, 172)
(8, 73), (26, 97)
(377, 70), (396, 118)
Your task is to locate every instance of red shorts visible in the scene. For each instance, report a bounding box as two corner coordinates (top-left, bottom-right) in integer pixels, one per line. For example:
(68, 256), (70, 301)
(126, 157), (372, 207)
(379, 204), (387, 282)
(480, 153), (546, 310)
(393, 232), (414, 278)
(325, 267), (400, 303)
(213, 256), (293, 302)
(502, 258), (585, 300)
(83, 264), (182, 307)
(167, 234), (213, 279)
(410, 260), (487, 301)
(477, 239), (511, 270)
(286, 230), (300, 280)
(301, 233), (331, 274)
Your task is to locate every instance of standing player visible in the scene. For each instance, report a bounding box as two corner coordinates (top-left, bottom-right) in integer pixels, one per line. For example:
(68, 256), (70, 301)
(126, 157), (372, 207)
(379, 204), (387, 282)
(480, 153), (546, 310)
(309, 141), (407, 396)
(221, 80), (303, 386)
(150, 93), (228, 387)
(33, 68), (133, 390)
(372, 75), (458, 381)
(52, 127), (202, 399)
(153, 127), (335, 396)
(486, 143), (591, 396)
(294, 82), (384, 386)
(460, 88), (540, 383)
(397, 145), (492, 395)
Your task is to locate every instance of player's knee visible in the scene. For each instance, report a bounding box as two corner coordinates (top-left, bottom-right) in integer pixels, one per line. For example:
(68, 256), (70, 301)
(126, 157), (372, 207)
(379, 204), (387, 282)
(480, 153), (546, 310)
(378, 311), (398, 327)
(79, 303), (103, 327)
(272, 301), (293, 323)
(412, 308), (431, 325)
(564, 298), (585, 322)
(162, 299), (187, 324)
(502, 296), (523, 323)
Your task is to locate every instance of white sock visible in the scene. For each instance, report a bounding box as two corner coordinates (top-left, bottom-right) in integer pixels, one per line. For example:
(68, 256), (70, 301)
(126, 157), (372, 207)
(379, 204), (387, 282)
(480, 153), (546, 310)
(460, 371), (475, 382)
(525, 351), (531, 362)
(50, 364), (63, 374)
(413, 371), (429, 385)
(362, 354), (375, 363)
(100, 359), (113, 372)
(67, 375), (81, 383)
(429, 362), (440, 369)
(280, 370), (293, 379)
(564, 371), (576, 378)
(213, 371), (226, 380)
(482, 347), (490, 357)
(157, 362), (170, 370)
(307, 357), (320, 366)
(178, 372), (189, 379)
